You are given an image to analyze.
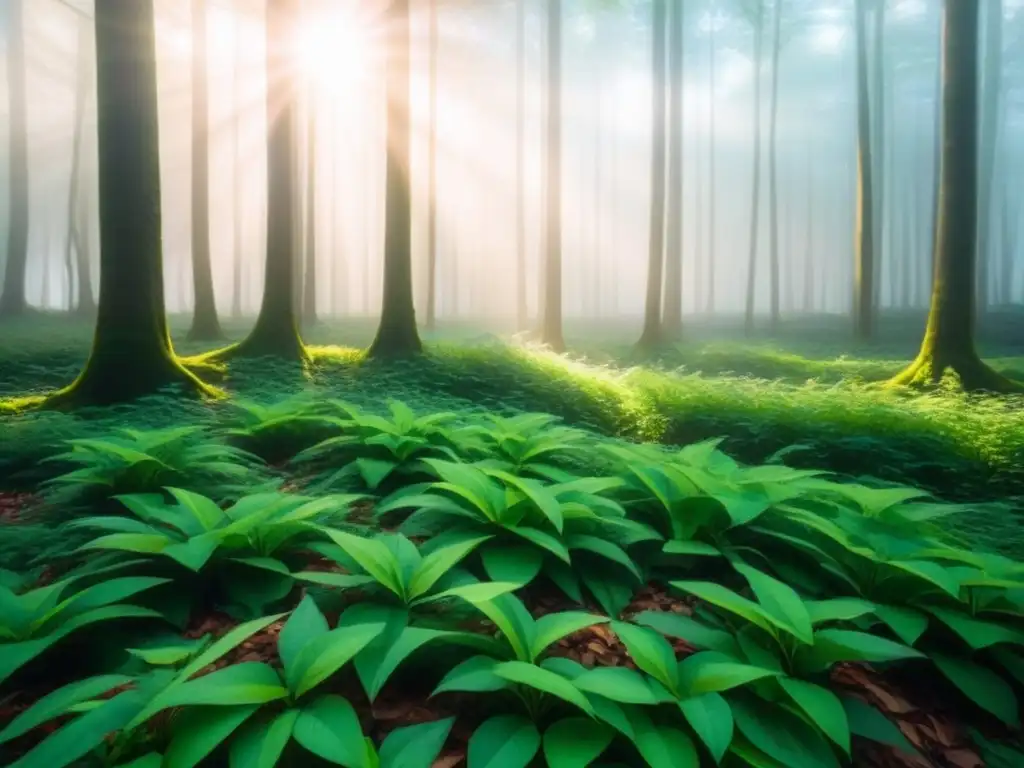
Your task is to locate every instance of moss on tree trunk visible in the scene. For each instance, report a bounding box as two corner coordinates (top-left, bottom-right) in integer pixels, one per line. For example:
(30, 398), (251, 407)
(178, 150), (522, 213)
(369, 0), (422, 358)
(48, 0), (212, 408)
(889, 0), (1021, 394)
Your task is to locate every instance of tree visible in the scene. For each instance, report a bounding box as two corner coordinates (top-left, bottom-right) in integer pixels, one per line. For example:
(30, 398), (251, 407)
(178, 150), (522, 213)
(707, 1), (717, 314)
(515, 0), (528, 332)
(48, 0), (212, 407)
(870, 0), (886, 311)
(65, 7), (96, 317)
(302, 94), (319, 327)
(638, 0), (668, 348)
(976, 0), (1003, 315)
(187, 0), (224, 340)
(853, 0), (876, 340)
(889, 0), (1021, 393)
(219, 0), (306, 360)
(368, 0), (422, 357)
(231, 1), (244, 318)
(661, 0), (684, 340)
(425, 0), (439, 331)
(742, 0), (765, 336)
(767, 0), (783, 329)
(539, 0), (565, 352)
(0, 0), (30, 318)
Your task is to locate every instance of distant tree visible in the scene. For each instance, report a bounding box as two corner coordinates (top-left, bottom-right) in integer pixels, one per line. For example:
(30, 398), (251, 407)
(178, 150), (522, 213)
(49, 0), (211, 406)
(231, 2), (244, 318)
(707, 2), (717, 314)
(638, 0), (668, 348)
(661, 0), (684, 340)
(302, 94), (319, 327)
(870, 0), (886, 311)
(369, 0), (422, 356)
(187, 0), (224, 340)
(976, 0), (1003, 315)
(515, 0), (528, 332)
(540, 0), (565, 351)
(0, 0), (30, 318)
(65, 8), (95, 317)
(425, 0), (439, 331)
(854, 0), (876, 340)
(767, 0), (783, 329)
(741, 0), (765, 336)
(889, 0), (1021, 392)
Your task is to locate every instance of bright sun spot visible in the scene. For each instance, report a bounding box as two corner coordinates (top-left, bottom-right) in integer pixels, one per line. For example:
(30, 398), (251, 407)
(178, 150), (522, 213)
(296, 6), (375, 97)
(811, 24), (846, 54)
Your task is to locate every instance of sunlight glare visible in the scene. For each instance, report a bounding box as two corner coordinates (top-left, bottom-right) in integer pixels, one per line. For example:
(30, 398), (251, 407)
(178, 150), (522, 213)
(296, 5), (375, 98)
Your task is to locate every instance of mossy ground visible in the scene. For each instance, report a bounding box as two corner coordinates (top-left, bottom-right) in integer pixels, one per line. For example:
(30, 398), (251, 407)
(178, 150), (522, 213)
(2, 309), (1023, 558)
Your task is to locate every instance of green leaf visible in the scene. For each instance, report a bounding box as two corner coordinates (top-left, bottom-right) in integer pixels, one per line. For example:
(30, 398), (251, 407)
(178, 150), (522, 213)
(488, 470), (565, 533)
(481, 545), (544, 585)
(469, 595), (534, 662)
(356, 458), (398, 490)
(670, 580), (777, 637)
(229, 709), (301, 768)
(931, 652), (1019, 726)
(167, 488), (229, 531)
(467, 715), (541, 768)
(543, 717), (613, 768)
(806, 598), (876, 626)
(732, 697), (839, 768)
(160, 663), (288, 708)
(778, 677), (850, 754)
(842, 696), (918, 755)
(379, 717), (455, 768)
(573, 666), (674, 705)
(80, 533), (170, 556)
(292, 695), (370, 768)
(733, 562), (813, 644)
(320, 529), (403, 598)
(663, 540), (722, 557)
(676, 652), (780, 696)
(420, 581), (520, 606)
(493, 660), (594, 715)
(570, 535), (643, 579)
(291, 622), (387, 698)
(873, 604), (930, 646)
(279, 594), (330, 683)
(409, 534), (491, 598)
(797, 629), (924, 672)
(0, 674), (132, 744)
(635, 611), (739, 655)
(532, 612), (609, 660)
(293, 571), (377, 590)
(927, 607), (1024, 650)
(433, 655), (510, 695)
(678, 692), (733, 764)
(612, 621), (679, 692)
(629, 708), (700, 768)
(164, 704), (259, 768)
(508, 525), (571, 564)
(888, 560), (961, 598)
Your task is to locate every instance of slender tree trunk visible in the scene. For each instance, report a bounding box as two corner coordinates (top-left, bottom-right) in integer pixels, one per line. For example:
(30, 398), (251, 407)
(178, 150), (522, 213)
(369, 0), (422, 356)
(854, 0), (876, 340)
(540, 0), (565, 351)
(66, 13), (94, 316)
(743, 0), (764, 336)
(232, 5), (243, 318)
(225, 0), (305, 360)
(767, 0), (783, 329)
(707, 5), (716, 315)
(870, 0), (886, 310)
(899, 155), (912, 309)
(0, 0), (30, 317)
(998, 176), (1015, 307)
(49, 0), (210, 406)
(515, 0), (528, 331)
(638, 0), (668, 348)
(661, 0), (684, 339)
(425, 0), (439, 331)
(976, 0), (1002, 316)
(890, 0), (1019, 392)
(803, 130), (815, 313)
(187, 0), (224, 340)
(302, 92), (318, 326)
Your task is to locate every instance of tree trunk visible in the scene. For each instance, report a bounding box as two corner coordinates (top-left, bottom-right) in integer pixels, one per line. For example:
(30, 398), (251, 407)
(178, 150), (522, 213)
(706, 7), (716, 315)
(186, 0), (224, 340)
(232, 4), (244, 318)
(854, 0), (876, 340)
(870, 0), (886, 310)
(515, 0), (528, 331)
(49, 0), (211, 407)
(661, 0), (684, 339)
(803, 130), (815, 313)
(976, 0), (1002, 316)
(767, 0), (783, 329)
(0, 0), (30, 318)
(225, 0), (306, 360)
(302, 93), (318, 326)
(889, 0), (1020, 392)
(425, 0), (439, 331)
(369, 0), (422, 357)
(66, 13), (95, 316)
(742, 0), (764, 336)
(638, 0), (668, 348)
(998, 176), (1015, 307)
(540, 0), (565, 351)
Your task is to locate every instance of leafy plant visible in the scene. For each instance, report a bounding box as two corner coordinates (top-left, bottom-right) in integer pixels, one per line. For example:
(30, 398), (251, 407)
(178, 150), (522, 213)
(460, 412), (594, 481)
(220, 396), (344, 464)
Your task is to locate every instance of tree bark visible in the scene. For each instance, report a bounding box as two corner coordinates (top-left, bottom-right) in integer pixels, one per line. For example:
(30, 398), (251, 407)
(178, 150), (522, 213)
(854, 0), (876, 340)
(742, 0), (764, 336)
(540, 0), (565, 351)
(767, 0), (783, 329)
(0, 0), (30, 317)
(48, 0), (211, 407)
(870, 0), (886, 310)
(889, 0), (1020, 392)
(425, 0), (439, 331)
(369, 0), (423, 357)
(302, 92), (318, 326)
(515, 0), (528, 331)
(976, 0), (1002, 316)
(232, 3), (244, 318)
(803, 129), (815, 313)
(66, 13), (95, 317)
(638, 0), (668, 348)
(661, 0), (684, 339)
(706, 7), (716, 315)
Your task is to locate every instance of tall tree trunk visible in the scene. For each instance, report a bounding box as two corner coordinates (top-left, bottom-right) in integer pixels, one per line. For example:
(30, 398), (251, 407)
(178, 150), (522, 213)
(540, 0), (565, 351)
(66, 13), (95, 316)
(706, 5), (716, 314)
(232, 5), (243, 318)
(638, 0), (668, 348)
(803, 130), (815, 313)
(515, 0), (528, 331)
(976, 0), (1002, 316)
(425, 0), (439, 331)
(998, 176), (1015, 307)
(369, 0), (422, 357)
(743, 0), (764, 336)
(226, 0), (305, 359)
(187, 0), (224, 340)
(890, 0), (1019, 392)
(661, 0), (684, 339)
(50, 0), (210, 406)
(0, 0), (30, 317)
(870, 0), (886, 310)
(854, 0), (876, 340)
(302, 93), (318, 326)
(767, 0), (783, 329)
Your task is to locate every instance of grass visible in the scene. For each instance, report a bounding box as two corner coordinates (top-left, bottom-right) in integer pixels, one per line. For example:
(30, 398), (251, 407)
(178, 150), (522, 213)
(2, 311), (1024, 557)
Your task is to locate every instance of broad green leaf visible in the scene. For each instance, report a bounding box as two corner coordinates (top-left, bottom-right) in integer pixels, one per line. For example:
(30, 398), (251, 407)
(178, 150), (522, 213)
(927, 607), (1024, 650)
(635, 611), (739, 655)
(778, 677), (850, 754)
(379, 717), (455, 768)
(842, 696), (918, 755)
(874, 604), (929, 646)
(886, 560), (961, 598)
(806, 598), (876, 626)
(409, 534), (491, 598)
(732, 697), (839, 768)
(420, 581), (520, 606)
(433, 655), (510, 695)
(355, 458), (398, 490)
(279, 595), (330, 683)
(677, 653), (780, 696)
(612, 621), (678, 692)
(292, 695), (369, 768)
(481, 545), (544, 585)
(532, 612), (610, 660)
(167, 488), (229, 531)
(678, 692), (733, 763)
(797, 629), (924, 672)
(467, 715), (541, 768)
(670, 580), (777, 637)
(508, 525), (571, 564)
(470, 595), (534, 662)
(164, 704), (259, 768)
(159, 663), (288, 708)
(663, 540), (722, 557)
(733, 562), (813, 644)
(80, 533), (170, 556)
(570, 535), (643, 579)
(493, 660), (594, 714)
(573, 666), (674, 705)
(293, 570), (376, 589)
(543, 717), (613, 768)
(488, 470), (565, 533)
(629, 708), (700, 768)
(291, 622), (387, 698)
(0, 674), (132, 744)
(229, 709), (301, 768)
(320, 529), (402, 598)
(931, 652), (1019, 726)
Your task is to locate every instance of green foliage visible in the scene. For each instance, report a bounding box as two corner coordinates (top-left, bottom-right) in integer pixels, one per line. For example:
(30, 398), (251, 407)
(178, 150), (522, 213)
(219, 395), (345, 464)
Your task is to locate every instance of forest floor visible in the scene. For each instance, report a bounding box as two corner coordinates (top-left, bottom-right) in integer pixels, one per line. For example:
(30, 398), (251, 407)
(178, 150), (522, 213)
(2, 310), (1024, 767)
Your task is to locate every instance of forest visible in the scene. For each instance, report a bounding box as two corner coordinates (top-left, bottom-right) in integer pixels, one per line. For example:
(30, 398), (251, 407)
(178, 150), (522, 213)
(1, 0), (1024, 766)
